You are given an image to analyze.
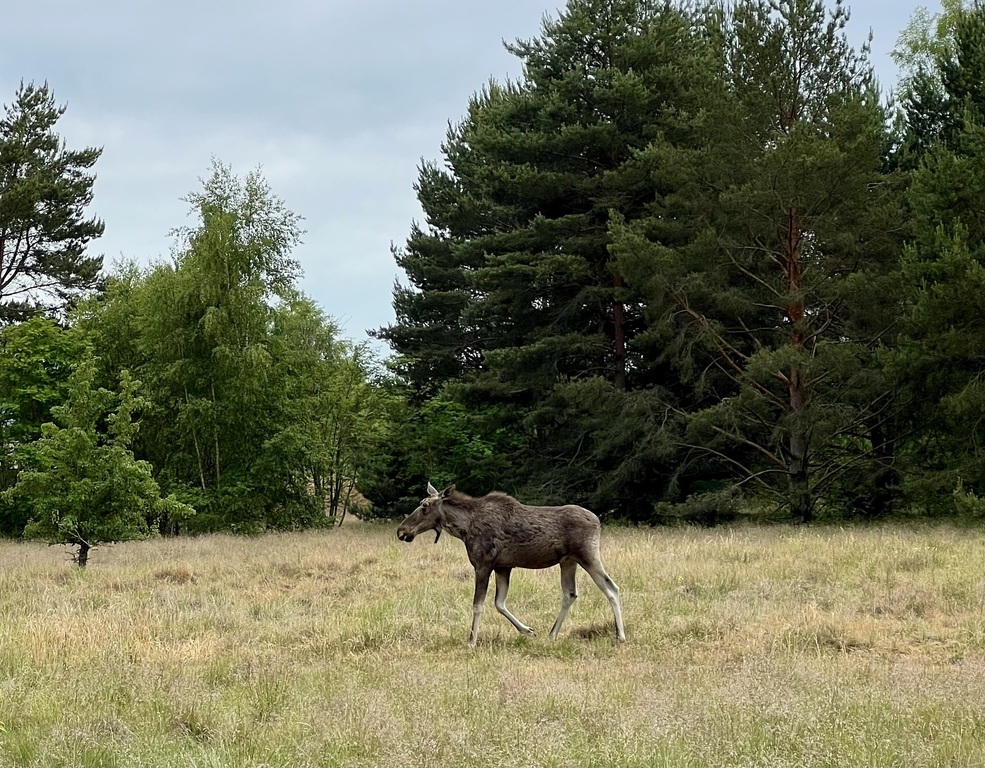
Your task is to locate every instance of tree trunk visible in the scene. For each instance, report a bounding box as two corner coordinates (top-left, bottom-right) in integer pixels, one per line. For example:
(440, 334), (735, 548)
(76, 541), (90, 568)
(785, 208), (812, 523)
(329, 471), (345, 519)
(211, 381), (221, 488)
(338, 481), (355, 527)
(185, 387), (208, 491)
(867, 422), (897, 518)
(612, 273), (627, 391)
(788, 364), (812, 523)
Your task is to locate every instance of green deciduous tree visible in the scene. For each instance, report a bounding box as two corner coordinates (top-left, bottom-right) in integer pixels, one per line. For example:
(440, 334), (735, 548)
(78, 162), (387, 532)
(0, 82), (103, 322)
(262, 296), (389, 525)
(0, 315), (90, 535)
(130, 161), (303, 529)
(8, 361), (192, 566)
(893, 0), (967, 87)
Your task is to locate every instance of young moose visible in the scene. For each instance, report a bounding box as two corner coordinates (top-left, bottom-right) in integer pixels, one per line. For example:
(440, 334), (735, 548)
(397, 483), (625, 645)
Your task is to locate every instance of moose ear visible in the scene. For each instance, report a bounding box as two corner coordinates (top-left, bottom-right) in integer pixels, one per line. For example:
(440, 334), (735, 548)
(426, 481), (439, 497)
(441, 484), (456, 498)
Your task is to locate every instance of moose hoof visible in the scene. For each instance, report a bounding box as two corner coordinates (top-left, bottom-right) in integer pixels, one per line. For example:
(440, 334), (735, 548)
(521, 627), (536, 636)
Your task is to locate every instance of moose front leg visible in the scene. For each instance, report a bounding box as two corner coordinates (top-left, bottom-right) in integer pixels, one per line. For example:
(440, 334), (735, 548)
(469, 567), (491, 646)
(494, 568), (535, 636)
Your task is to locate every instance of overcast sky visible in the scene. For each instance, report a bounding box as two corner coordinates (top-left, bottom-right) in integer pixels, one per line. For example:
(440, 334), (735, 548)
(1, 0), (928, 351)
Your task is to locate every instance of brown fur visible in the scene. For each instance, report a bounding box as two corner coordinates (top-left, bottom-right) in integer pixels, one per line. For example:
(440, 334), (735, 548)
(397, 484), (626, 645)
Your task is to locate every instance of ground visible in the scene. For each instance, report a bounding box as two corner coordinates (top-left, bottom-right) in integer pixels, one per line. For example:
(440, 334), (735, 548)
(1, 523), (984, 767)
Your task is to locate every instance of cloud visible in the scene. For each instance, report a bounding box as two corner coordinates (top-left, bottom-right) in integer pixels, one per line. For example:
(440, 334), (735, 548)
(0, 0), (920, 347)
(0, 0), (548, 344)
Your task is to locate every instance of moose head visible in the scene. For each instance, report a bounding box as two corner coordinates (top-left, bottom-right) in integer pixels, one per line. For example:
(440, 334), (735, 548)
(396, 482), (455, 543)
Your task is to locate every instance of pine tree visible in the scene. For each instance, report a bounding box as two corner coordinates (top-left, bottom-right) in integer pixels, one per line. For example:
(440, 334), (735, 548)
(0, 82), (103, 322)
(377, 0), (713, 510)
(895, 3), (985, 508)
(613, 0), (901, 521)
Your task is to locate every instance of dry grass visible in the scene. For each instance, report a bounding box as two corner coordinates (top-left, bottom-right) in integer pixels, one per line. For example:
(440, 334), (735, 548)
(2, 523), (985, 767)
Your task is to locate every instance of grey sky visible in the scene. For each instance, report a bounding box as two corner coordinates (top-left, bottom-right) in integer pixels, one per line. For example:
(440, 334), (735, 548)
(1, 1), (927, 349)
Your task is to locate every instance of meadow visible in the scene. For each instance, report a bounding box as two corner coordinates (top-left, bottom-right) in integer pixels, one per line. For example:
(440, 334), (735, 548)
(1, 521), (985, 767)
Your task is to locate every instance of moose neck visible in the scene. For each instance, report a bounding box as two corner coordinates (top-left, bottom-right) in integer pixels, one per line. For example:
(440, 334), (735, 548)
(439, 497), (475, 541)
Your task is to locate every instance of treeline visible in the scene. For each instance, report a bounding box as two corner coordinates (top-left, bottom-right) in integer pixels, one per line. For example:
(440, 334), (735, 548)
(0, 84), (388, 560)
(4, 0), (985, 558)
(368, 0), (985, 525)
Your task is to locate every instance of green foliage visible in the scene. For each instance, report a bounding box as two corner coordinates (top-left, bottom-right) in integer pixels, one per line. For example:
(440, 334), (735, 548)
(893, 0), (966, 81)
(375, 0), (714, 517)
(8, 361), (193, 565)
(11, 1), (985, 530)
(0, 316), (89, 535)
(102, 162), (306, 529)
(952, 480), (985, 520)
(262, 297), (389, 524)
(612, 0), (902, 521)
(650, 487), (742, 526)
(896, 1), (985, 161)
(74, 163), (389, 532)
(358, 388), (523, 518)
(893, 3), (985, 512)
(0, 82), (103, 322)
(0, 316), (90, 442)
(371, 0), (919, 522)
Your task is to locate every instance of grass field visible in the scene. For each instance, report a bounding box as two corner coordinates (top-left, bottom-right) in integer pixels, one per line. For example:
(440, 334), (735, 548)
(2, 521), (985, 767)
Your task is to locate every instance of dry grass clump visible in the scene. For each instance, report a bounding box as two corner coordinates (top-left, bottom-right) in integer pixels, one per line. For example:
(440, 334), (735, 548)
(1, 523), (985, 766)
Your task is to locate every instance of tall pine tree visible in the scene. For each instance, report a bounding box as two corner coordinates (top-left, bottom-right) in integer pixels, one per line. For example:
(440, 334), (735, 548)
(377, 0), (713, 511)
(896, 2), (985, 510)
(613, 0), (901, 521)
(0, 82), (103, 322)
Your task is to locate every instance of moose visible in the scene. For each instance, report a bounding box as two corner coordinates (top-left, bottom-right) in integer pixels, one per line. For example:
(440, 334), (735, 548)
(397, 483), (625, 645)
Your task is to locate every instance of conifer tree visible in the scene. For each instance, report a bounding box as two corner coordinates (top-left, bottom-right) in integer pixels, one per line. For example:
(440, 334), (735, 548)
(0, 82), (103, 322)
(377, 0), (713, 509)
(896, 2), (985, 507)
(613, 0), (901, 520)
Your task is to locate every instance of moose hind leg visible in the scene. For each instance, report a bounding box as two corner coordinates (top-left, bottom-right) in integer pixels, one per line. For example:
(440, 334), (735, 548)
(549, 558), (578, 639)
(495, 569), (535, 636)
(469, 568), (491, 646)
(583, 558), (626, 642)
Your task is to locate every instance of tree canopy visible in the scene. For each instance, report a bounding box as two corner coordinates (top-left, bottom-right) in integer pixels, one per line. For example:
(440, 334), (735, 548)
(9, 361), (192, 566)
(1, 159), (390, 542)
(0, 82), (103, 323)
(371, 0), (980, 524)
(6, 0), (985, 535)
